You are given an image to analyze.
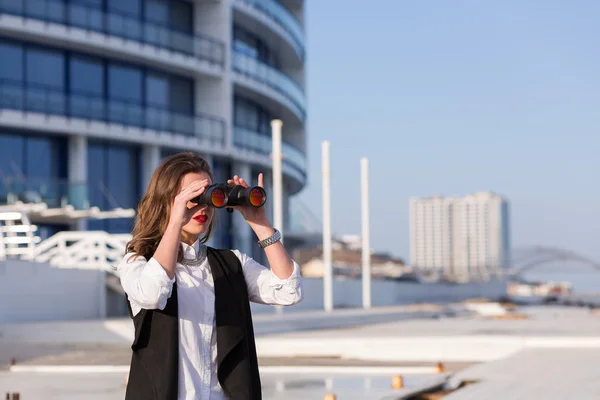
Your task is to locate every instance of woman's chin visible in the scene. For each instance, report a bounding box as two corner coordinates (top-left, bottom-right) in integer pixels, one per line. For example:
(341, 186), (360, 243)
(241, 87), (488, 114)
(182, 225), (207, 237)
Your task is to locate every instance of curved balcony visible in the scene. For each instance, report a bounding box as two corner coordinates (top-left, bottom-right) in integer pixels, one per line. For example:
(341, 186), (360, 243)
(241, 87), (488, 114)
(0, 0), (225, 67)
(233, 51), (306, 121)
(233, 0), (304, 59)
(233, 126), (306, 187)
(0, 79), (225, 145)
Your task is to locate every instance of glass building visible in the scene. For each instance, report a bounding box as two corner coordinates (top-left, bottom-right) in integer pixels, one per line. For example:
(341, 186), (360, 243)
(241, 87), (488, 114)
(0, 0), (306, 261)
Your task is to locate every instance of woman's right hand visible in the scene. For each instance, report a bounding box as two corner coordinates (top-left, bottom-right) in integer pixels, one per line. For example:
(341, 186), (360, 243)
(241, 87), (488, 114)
(169, 179), (209, 228)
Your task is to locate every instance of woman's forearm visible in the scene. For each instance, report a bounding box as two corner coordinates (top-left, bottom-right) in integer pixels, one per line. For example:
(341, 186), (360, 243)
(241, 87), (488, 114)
(249, 219), (294, 280)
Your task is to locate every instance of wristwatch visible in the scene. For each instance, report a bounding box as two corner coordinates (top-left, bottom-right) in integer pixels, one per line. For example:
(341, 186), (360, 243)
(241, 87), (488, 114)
(258, 229), (281, 248)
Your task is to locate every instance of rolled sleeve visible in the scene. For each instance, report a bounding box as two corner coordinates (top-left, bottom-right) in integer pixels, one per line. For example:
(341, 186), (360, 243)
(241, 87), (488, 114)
(266, 260), (302, 294)
(117, 254), (176, 314)
(144, 257), (176, 308)
(233, 250), (303, 306)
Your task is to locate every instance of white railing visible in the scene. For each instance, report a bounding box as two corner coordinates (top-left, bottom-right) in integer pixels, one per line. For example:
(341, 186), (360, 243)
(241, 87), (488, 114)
(25, 231), (131, 273)
(0, 211), (40, 261)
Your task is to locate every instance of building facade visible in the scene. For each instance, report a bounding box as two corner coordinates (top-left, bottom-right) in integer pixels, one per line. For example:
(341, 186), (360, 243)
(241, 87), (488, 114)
(409, 192), (510, 281)
(0, 0), (307, 261)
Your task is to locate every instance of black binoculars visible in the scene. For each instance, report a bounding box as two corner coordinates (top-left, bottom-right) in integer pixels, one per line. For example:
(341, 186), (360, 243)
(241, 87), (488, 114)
(192, 184), (267, 210)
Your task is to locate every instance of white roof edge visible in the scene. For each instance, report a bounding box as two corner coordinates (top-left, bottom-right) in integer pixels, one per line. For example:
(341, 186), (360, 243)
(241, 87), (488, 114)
(0, 202), (136, 220)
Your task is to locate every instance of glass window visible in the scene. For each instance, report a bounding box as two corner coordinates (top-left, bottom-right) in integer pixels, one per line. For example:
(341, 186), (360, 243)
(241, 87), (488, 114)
(143, 0), (169, 49)
(107, 0), (142, 40)
(71, 0), (102, 5)
(69, 0), (103, 30)
(106, 146), (139, 208)
(169, 76), (192, 113)
(0, 134), (24, 179)
(24, 136), (67, 180)
(108, 64), (142, 101)
(2, 0), (23, 14)
(145, 0), (168, 25)
(233, 37), (258, 60)
(106, 146), (139, 232)
(108, 64), (143, 125)
(145, 72), (169, 130)
(258, 109), (270, 134)
(234, 102), (245, 127)
(0, 134), (66, 207)
(87, 143), (139, 233)
(0, 40), (196, 130)
(145, 0), (192, 33)
(108, 0), (140, 16)
(27, 0), (65, 24)
(70, 56), (103, 95)
(25, 136), (66, 206)
(25, 48), (65, 89)
(87, 143), (106, 210)
(246, 104), (258, 130)
(233, 26), (279, 68)
(145, 72), (169, 107)
(25, 48), (65, 114)
(0, 42), (23, 81)
(145, 73), (193, 125)
(70, 56), (105, 119)
(170, 1), (192, 33)
(26, 137), (53, 180)
(235, 97), (274, 135)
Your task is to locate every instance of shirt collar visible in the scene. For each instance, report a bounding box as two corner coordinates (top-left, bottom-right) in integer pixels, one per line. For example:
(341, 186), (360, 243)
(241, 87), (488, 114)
(181, 239), (200, 260)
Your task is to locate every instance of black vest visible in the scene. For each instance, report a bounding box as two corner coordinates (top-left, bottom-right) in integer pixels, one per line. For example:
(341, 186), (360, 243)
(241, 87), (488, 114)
(125, 248), (262, 400)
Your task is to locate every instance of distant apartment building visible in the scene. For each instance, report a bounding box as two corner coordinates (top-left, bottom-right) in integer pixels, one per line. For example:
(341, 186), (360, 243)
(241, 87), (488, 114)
(409, 192), (510, 281)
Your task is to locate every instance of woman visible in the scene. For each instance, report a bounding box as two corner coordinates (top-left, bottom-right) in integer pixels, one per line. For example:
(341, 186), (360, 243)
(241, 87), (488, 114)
(117, 152), (303, 400)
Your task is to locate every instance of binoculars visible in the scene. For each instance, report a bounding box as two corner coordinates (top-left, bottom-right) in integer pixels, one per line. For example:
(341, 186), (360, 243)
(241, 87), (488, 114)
(192, 184), (267, 210)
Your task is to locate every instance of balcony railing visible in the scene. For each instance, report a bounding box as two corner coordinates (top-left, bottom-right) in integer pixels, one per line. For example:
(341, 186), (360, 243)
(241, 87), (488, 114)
(0, 0), (225, 66)
(0, 79), (226, 145)
(26, 231), (131, 272)
(234, 126), (306, 179)
(1, 177), (88, 210)
(233, 51), (306, 119)
(234, 0), (304, 58)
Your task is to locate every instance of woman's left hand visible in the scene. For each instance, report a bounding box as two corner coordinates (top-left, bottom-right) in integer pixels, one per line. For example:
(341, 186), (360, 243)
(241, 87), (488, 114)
(227, 173), (269, 226)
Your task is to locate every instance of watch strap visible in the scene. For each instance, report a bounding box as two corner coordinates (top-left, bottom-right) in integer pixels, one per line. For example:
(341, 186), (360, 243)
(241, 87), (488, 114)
(258, 229), (281, 248)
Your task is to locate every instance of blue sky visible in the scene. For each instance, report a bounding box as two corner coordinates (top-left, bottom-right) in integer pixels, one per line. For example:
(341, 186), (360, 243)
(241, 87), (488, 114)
(297, 0), (600, 262)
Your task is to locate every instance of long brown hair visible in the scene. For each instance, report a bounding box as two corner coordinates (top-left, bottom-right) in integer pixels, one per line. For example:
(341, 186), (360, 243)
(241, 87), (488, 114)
(126, 152), (215, 262)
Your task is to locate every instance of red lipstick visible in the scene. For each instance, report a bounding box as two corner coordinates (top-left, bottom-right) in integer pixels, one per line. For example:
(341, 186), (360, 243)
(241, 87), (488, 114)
(193, 215), (208, 224)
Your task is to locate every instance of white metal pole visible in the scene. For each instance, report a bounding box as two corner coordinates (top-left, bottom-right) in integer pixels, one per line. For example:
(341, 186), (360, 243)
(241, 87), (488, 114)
(271, 119), (284, 315)
(361, 158), (371, 309)
(271, 119), (284, 242)
(322, 141), (333, 312)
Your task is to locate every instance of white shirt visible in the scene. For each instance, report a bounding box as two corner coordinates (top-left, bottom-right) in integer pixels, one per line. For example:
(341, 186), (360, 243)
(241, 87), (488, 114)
(117, 241), (303, 400)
